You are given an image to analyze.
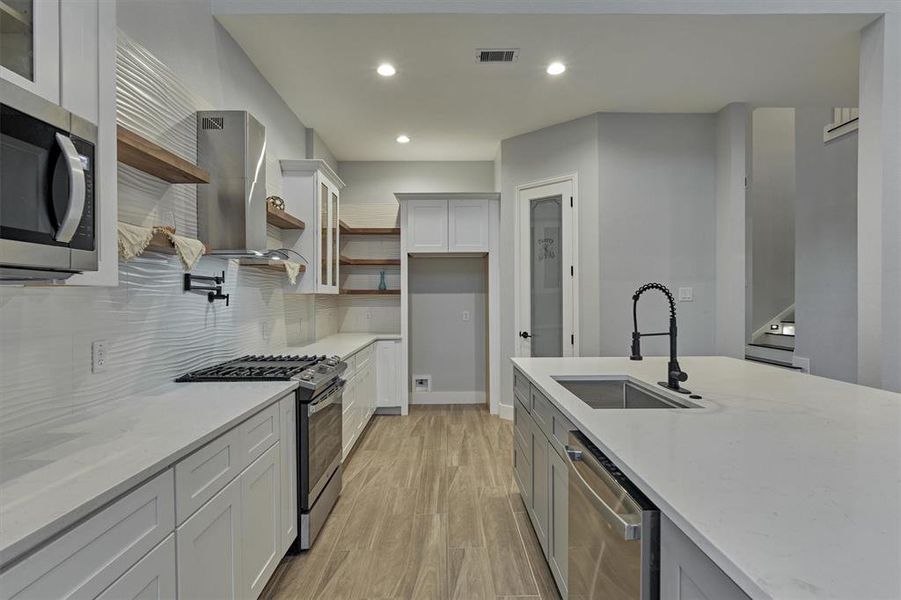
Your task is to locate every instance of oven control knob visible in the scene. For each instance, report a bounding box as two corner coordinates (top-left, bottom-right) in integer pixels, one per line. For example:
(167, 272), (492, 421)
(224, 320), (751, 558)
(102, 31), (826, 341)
(326, 356), (339, 366)
(299, 370), (315, 381)
(318, 363), (331, 373)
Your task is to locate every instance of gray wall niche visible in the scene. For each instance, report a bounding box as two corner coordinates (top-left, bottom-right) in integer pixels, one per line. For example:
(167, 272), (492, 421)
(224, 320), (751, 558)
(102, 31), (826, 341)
(408, 256), (488, 401)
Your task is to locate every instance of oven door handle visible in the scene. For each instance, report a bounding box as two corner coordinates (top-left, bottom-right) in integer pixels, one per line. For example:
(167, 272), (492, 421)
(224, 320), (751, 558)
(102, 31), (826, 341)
(309, 380), (344, 415)
(54, 133), (86, 243)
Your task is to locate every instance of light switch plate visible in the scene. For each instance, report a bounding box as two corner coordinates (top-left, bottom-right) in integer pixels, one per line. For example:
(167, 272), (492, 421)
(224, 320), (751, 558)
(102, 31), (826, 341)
(678, 287), (693, 302)
(91, 340), (108, 373)
(462, 310), (471, 321)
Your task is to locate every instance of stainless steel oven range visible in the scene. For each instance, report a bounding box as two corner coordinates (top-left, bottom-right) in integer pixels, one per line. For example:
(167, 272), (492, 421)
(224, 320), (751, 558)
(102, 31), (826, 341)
(176, 354), (347, 550)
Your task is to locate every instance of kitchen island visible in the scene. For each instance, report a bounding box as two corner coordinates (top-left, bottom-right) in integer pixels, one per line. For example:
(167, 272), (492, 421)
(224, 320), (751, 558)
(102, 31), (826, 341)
(512, 356), (901, 600)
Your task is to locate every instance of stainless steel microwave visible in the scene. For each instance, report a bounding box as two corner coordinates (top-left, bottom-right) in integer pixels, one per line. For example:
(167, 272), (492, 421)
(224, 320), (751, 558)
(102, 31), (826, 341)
(0, 79), (97, 282)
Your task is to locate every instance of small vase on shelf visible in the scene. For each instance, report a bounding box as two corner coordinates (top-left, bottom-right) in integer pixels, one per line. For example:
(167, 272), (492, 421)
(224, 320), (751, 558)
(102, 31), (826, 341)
(378, 270), (387, 291)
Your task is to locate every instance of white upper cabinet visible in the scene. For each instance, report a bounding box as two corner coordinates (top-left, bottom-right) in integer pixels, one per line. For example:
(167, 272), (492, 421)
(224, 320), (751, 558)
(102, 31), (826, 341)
(406, 199), (448, 252)
(448, 198), (490, 252)
(0, 0), (60, 104)
(280, 159), (345, 294)
(398, 193), (498, 254)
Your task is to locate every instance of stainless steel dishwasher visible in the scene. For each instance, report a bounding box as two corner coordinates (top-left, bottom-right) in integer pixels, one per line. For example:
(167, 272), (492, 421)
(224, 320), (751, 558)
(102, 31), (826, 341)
(566, 431), (659, 600)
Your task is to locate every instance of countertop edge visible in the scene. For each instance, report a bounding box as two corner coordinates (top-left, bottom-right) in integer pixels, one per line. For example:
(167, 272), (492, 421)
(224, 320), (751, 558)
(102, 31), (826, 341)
(0, 382), (298, 569)
(510, 357), (772, 600)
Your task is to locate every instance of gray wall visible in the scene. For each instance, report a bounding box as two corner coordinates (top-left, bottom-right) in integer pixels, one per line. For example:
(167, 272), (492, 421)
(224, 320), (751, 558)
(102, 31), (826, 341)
(117, 0), (308, 163)
(715, 103), (750, 358)
(338, 161), (495, 205)
(499, 112), (717, 411)
(794, 108), (858, 382)
(595, 113), (717, 357)
(306, 128), (338, 172)
(750, 108), (796, 331)
(409, 257), (487, 394)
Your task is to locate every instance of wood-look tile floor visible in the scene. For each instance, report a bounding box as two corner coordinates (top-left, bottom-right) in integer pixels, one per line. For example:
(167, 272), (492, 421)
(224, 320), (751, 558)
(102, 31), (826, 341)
(263, 405), (562, 600)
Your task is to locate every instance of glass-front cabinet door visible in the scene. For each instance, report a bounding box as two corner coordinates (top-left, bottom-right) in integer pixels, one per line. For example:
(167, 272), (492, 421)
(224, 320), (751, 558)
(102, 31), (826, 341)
(317, 173), (339, 294)
(0, 0), (60, 103)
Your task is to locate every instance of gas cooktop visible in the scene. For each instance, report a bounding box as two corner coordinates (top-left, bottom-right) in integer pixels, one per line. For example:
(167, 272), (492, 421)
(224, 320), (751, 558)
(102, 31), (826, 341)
(176, 354), (346, 398)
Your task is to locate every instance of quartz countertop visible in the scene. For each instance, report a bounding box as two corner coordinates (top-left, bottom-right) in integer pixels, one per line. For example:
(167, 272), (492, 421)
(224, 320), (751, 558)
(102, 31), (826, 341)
(0, 380), (297, 567)
(511, 356), (901, 600)
(286, 332), (400, 359)
(0, 332), (400, 567)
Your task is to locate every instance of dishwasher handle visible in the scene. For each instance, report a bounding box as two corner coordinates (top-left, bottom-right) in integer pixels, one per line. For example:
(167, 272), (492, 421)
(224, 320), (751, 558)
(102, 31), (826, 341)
(566, 442), (643, 541)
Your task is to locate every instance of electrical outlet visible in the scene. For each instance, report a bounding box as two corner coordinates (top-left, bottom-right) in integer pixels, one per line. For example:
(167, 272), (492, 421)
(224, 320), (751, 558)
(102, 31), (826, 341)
(678, 287), (693, 302)
(91, 340), (108, 373)
(365, 311), (372, 320)
(462, 310), (471, 322)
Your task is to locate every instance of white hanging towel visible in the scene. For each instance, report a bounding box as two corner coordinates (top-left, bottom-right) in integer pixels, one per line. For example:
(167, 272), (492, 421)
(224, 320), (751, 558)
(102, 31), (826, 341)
(158, 229), (206, 271)
(117, 222), (154, 260)
(284, 261), (302, 285)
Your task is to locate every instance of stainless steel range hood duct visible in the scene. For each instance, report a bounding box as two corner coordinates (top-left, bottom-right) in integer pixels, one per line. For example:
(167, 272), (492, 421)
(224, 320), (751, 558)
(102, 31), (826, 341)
(196, 110), (288, 260)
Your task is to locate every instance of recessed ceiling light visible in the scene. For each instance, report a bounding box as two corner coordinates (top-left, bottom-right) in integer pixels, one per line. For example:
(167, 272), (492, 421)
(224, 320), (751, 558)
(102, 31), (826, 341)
(377, 63), (396, 77)
(546, 61), (566, 75)
(396, 134), (410, 144)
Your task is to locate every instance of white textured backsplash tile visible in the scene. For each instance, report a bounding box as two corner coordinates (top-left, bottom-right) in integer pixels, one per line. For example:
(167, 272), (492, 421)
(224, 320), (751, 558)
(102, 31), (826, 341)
(0, 34), (316, 434)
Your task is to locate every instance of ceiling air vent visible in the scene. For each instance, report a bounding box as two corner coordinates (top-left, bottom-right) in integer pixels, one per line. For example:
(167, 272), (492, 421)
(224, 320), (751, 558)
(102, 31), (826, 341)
(475, 48), (519, 63)
(200, 116), (224, 130)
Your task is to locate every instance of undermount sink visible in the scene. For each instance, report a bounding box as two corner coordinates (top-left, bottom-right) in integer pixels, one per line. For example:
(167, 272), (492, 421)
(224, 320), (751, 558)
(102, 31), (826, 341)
(552, 377), (701, 409)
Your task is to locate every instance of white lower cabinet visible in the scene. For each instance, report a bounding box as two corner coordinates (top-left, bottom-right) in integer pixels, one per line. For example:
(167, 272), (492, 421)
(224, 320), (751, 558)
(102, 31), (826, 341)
(96, 534), (176, 600)
(177, 474), (243, 600)
(660, 515), (751, 600)
(376, 340), (400, 408)
(279, 396), (298, 553)
(241, 443), (281, 600)
(342, 343), (379, 459)
(0, 470), (175, 600)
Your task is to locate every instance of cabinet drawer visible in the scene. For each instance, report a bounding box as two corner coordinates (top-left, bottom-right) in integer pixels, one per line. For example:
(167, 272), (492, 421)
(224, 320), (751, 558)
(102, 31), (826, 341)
(95, 534), (176, 600)
(239, 402), (280, 468)
(0, 470), (175, 600)
(513, 369), (530, 407)
(175, 426), (243, 524)
(531, 387), (552, 439)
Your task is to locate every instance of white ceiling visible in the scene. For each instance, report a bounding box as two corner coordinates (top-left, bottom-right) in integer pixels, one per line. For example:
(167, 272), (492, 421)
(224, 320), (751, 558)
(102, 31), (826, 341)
(216, 13), (873, 161)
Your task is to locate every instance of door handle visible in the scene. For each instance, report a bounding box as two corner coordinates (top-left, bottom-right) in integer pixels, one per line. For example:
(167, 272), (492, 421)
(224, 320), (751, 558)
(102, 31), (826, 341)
(54, 133), (86, 243)
(519, 331), (533, 339)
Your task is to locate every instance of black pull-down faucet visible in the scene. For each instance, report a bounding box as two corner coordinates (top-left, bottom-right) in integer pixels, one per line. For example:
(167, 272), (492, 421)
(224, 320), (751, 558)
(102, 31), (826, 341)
(630, 282), (690, 394)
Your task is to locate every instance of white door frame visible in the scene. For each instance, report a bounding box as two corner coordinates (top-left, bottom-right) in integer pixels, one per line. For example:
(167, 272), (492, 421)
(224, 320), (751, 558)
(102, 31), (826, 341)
(515, 174), (580, 358)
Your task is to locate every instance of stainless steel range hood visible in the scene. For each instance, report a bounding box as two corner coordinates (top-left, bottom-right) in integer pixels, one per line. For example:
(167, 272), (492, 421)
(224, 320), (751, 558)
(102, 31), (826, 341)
(196, 110), (289, 260)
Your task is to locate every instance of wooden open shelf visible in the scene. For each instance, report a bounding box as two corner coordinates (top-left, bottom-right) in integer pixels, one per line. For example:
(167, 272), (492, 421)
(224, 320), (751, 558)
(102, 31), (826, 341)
(339, 256), (400, 266)
(267, 206), (306, 230)
(339, 220), (399, 235)
(117, 125), (210, 184)
(340, 289), (400, 296)
(240, 259), (306, 274)
(144, 230), (208, 255)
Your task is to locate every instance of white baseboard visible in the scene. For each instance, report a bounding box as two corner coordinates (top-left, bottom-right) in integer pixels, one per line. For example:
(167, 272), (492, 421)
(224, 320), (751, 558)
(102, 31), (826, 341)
(410, 391), (486, 405)
(498, 403), (513, 421)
